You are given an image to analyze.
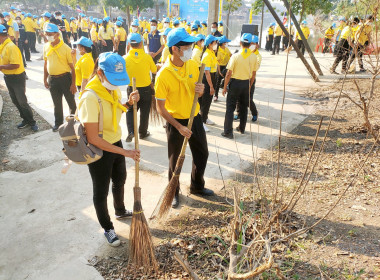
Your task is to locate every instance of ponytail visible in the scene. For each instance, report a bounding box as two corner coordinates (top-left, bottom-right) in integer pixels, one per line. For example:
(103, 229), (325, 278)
(90, 44), (98, 62)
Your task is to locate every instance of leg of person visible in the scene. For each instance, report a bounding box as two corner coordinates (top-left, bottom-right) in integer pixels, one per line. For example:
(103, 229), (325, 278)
(49, 76), (64, 128)
(111, 140), (130, 218)
(223, 79), (238, 136)
(4, 73), (36, 127)
(125, 86), (136, 140)
(237, 81), (249, 133)
(31, 32), (37, 52)
(357, 44), (365, 71)
(297, 40), (302, 57)
(201, 73), (216, 124)
(188, 114), (210, 194)
(138, 86), (152, 138)
(24, 39), (31, 61)
(249, 79), (258, 120)
(269, 35), (273, 51)
(118, 41), (126, 56)
(18, 42), (27, 67)
(276, 37), (281, 54)
(300, 41), (305, 55)
(272, 37), (276, 54)
(73, 33), (77, 41)
(200, 75), (211, 123)
(61, 73), (77, 115)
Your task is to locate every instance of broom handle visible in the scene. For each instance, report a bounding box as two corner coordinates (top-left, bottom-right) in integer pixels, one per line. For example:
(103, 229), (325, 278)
(132, 78), (139, 185)
(178, 64), (206, 157)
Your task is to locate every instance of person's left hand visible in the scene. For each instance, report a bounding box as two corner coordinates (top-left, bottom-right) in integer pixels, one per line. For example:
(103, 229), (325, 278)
(70, 83), (77, 94)
(128, 90), (140, 105)
(222, 88), (227, 97)
(195, 82), (204, 97)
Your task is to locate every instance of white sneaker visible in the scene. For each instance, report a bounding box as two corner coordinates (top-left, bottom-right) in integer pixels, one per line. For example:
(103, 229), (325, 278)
(104, 229), (121, 247)
(206, 119), (215, 125)
(203, 123), (210, 132)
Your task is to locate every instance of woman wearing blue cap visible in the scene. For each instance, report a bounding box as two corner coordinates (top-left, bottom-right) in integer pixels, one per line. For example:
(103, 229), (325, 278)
(78, 52), (140, 247)
(191, 34), (205, 67)
(295, 21), (310, 57)
(323, 23), (336, 54)
(215, 36), (231, 102)
(73, 36), (97, 91)
(98, 18), (115, 53)
(115, 21), (126, 56)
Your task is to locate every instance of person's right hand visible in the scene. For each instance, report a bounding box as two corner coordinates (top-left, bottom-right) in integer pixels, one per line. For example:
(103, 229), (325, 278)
(124, 149), (140, 161)
(222, 88), (227, 96)
(210, 86), (215, 96)
(179, 125), (192, 139)
(102, 40), (107, 46)
(44, 80), (50, 89)
(71, 49), (76, 55)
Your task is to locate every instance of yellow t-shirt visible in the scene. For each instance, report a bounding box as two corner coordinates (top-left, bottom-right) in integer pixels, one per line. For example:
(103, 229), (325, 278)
(75, 52), (95, 86)
(0, 38), (25, 75)
(226, 49), (258, 80)
(43, 41), (73, 75)
(70, 21), (78, 33)
(185, 26), (191, 34)
(274, 25), (282, 37)
(115, 27), (127, 41)
(325, 27), (334, 39)
(201, 48), (217, 73)
(7, 20), (16, 38)
(124, 48), (157, 87)
(78, 76), (124, 144)
(253, 49), (262, 70)
(161, 45), (170, 64)
(217, 46), (231, 66)
(155, 59), (200, 119)
(90, 27), (98, 42)
(10, 11), (17, 20)
(81, 19), (89, 32)
(341, 26), (351, 40)
(268, 27), (274, 35)
(191, 45), (203, 67)
(218, 26), (223, 34)
(64, 19), (70, 31)
(296, 26), (310, 40)
(98, 26), (114, 40)
(23, 17), (38, 32)
(356, 23), (372, 45)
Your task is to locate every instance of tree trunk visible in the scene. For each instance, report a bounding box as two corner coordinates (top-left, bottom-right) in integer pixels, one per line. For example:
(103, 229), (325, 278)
(259, 2), (264, 47)
(126, 6), (131, 27)
(299, 0), (305, 21)
(156, 0), (159, 20)
(226, 1), (232, 38)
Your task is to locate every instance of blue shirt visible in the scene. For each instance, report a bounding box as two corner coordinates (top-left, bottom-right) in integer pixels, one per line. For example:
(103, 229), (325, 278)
(148, 32), (161, 53)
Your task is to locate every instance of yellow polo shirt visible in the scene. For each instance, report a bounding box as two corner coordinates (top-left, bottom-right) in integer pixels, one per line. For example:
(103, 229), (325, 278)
(75, 52), (94, 86)
(253, 49), (262, 70)
(81, 19), (89, 32)
(70, 21), (78, 33)
(217, 46), (231, 66)
(0, 38), (25, 75)
(218, 26), (223, 34)
(98, 26), (114, 40)
(64, 19), (70, 31)
(201, 48), (217, 73)
(274, 25), (282, 36)
(155, 59), (200, 119)
(325, 27), (335, 39)
(341, 26), (351, 40)
(296, 26), (310, 40)
(191, 44), (203, 67)
(268, 27), (274, 35)
(227, 49), (258, 80)
(124, 48), (157, 87)
(78, 76), (124, 144)
(161, 45), (170, 63)
(23, 17), (38, 32)
(115, 27), (127, 41)
(357, 23), (372, 45)
(43, 40), (73, 75)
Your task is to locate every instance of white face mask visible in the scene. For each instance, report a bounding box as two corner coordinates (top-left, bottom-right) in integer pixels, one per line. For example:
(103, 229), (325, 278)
(132, 26), (138, 33)
(211, 28), (216, 33)
(5, 17), (10, 22)
(212, 44), (218, 51)
(17, 20), (22, 24)
(201, 42), (205, 48)
(164, 23), (169, 28)
(102, 79), (119, 90)
(56, 16), (62, 20)
(150, 26), (156, 31)
(180, 48), (192, 63)
(47, 35), (55, 42)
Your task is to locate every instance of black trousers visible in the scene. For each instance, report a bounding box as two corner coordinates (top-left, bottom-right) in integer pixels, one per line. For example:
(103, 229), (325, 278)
(272, 36), (281, 54)
(26, 32), (37, 52)
(117, 41), (126, 56)
(266, 35), (273, 51)
(126, 85), (152, 135)
(333, 40), (339, 56)
(199, 72), (216, 123)
(21, 40), (31, 61)
(4, 72), (36, 125)
(48, 73), (77, 126)
(215, 65), (227, 97)
(102, 39), (113, 53)
(224, 79), (249, 134)
(347, 43), (366, 70)
(323, 38), (331, 53)
(332, 39), (350, 71)
(297, 40), (305, 55)
(88, 140), (127, 231)
(81, 31), (88, 38)
(237, 79), (257, 118)
(166, 114), (208, 192)
(72, 33), (78, 41)
(282, 36), (289, 51)
(153, 52), (162, 64)
(16, 41), (27, 67)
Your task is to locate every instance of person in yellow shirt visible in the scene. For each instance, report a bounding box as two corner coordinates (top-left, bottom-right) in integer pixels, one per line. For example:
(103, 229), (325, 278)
(185, 21), (191, 33)
(191, 33), (205, 67)
(155, 28), (213, 208)
(43, 23), (77, 131)
(200, 35), (218, 131)
(0, 24), (38, 131)
(98, 17), (115, 53)
(81, 15), (89, 38)
(70, 17), (78, 41)
(142, 29), (149, 45)
(222, 33), (258, 138)
(78, 52), (140, 247)
(3, 12), (19, 43)
(272, 24), (283, 55)
(296, 20), (310, 57)
(124, 33), (157, 142)
(334, 17), (347, 56)
(190, 23), (199, 36)
(158, 27), (172, 65)
(265, 23), (275, 51)
(218, 21), (224, 35)
(330, 20), (354, 74)
(10, 7), (18, 19)
(323, 23), (336, 54)
(62, 15), (71, 39)
(23, 13), (38, 53)
(90, 19), (98, 43)
(72, 37), (97, 91)
(114, 21), (126, 56)
(215, 35), (231, 101)
(200, 21), (207, 35)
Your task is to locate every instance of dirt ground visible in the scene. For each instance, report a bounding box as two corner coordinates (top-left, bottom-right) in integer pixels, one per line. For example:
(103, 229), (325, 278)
(92, 79), (380, 280)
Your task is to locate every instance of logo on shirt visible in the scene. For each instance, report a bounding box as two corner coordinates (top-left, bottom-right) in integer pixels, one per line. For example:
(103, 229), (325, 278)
(134, 52), (138, 57)
(114, 62), (124, 73)
(189, 74), (192, 78)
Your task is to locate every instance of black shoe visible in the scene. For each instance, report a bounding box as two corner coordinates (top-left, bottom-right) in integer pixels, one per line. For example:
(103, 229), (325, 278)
(139, 131), (150, 139)
(31, 124), (39, 132)
(17, 121), (29, 129)
(115, 209), (133, 219)
(236, 127), (244, 134)
(221, 132), (233, 139)
(25, 74), (29, 80)
(126, 133), (134, 142)
(190, 188), (215, 196)
(252, 115), (258, 122)
(26, 60), (32, 62)
(172, 193), (179, 208)
(330, 69), (338, 74)
(52, 125), (59, 132)
(271, 53), (275, 55)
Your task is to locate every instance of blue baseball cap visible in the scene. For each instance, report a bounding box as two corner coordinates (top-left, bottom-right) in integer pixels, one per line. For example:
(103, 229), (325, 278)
(117, 16), (123, 21)
(173, 19), (180, 25)
(127, 33), (142, 44)
(62, 14), (66, 19)
(202, 20), (207, 25)
(97, 19), (103, 24)
(252, 35), (259, 43)
(270, 22), (275, 26)
(160, 27), (172, 36)
(73, 36), (93, 48)
(191, 24), (198, 30)
(205, 35), (217, 46)
(21, 12), (25, 15)
(152, 17), (156, 20)
(10, 6), (16, 10)
(103, 16), (110, 22)
(332, 23), (337, 28)
(218, 35), (231, 44)
(43, 12), (51, 18)
(219, 20), (223, 25)
(26, 13), (32, 17)
(92, 18), (98, 23)
(339, 16), (346, 22)
(301, 20), (307, 25)
(167, 28), (199, 47)
(98, 52), (130, 86)
(195, 34), (206, 41)
(187, 21), (191, 26)
(45, 23), (59, 33)
(115, 21), (122, 27)
(241, 33), (252, 43)
(164, 17), (170, 23)
(132, 19), (139, 26)
(0, 25), (8, 34)
(33, 15), (38, 19)
(3, 12), (10, 17)
(70, 17), (75, 20)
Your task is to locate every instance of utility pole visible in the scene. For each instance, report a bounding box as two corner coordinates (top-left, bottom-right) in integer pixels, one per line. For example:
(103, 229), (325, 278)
(259, 2), (264, 47)
(208, 0), (219, 33)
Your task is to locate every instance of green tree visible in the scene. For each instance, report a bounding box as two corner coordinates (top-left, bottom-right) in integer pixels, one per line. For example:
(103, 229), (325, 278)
(104, 0), (154, 24)
(60, 0), (99, 12)
(224, 0), (242, 37)
(334, 0), (378, 18)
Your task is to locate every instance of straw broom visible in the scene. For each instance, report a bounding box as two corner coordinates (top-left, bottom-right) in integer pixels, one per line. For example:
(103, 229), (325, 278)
(129, 78), (158, 270)
(150, 64), (206, 220)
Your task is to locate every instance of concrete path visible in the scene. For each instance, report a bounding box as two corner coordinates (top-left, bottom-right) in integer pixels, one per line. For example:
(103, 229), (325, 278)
(0, 45), (341, 279)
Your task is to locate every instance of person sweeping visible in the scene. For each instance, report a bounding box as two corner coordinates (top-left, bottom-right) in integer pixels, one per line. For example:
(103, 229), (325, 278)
(154, 28), (214, 210)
